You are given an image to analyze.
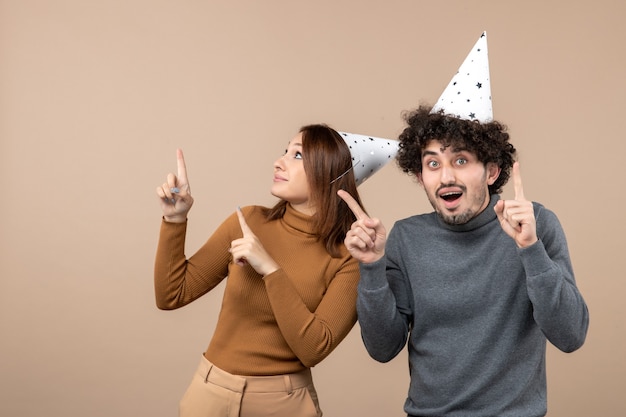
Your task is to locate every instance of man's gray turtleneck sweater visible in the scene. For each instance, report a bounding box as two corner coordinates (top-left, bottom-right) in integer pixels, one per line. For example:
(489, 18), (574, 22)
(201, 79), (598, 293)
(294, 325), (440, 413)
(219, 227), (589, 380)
(357, 195), (589, 417)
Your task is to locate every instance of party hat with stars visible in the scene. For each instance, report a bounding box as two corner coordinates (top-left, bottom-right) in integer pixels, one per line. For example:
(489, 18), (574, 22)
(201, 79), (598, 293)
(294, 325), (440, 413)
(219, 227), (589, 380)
(431, 31), (492, 122)
(336, 132), (399, 186)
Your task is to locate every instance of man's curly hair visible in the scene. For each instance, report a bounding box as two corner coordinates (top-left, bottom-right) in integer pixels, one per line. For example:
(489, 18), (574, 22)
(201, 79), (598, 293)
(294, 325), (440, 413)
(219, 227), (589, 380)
(397, 105), (516, 194)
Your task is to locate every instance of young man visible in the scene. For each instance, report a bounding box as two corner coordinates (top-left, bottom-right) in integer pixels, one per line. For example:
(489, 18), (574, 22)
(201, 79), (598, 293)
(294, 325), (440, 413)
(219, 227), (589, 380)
(338, 32), (589, 417)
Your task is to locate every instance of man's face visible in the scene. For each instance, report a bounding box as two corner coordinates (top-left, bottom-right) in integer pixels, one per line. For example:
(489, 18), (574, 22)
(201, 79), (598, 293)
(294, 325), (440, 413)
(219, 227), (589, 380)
(418, 140), (500, 225)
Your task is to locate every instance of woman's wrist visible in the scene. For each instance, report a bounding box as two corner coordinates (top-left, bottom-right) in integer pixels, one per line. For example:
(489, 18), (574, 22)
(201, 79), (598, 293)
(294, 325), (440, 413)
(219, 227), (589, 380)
(163, 214), (187, 223)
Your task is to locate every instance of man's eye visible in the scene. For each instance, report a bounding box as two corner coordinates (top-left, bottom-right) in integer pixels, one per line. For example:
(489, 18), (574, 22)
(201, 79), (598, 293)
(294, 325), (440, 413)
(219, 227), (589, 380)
(427, 160), (439, 168)
(456, 158), (467, 165)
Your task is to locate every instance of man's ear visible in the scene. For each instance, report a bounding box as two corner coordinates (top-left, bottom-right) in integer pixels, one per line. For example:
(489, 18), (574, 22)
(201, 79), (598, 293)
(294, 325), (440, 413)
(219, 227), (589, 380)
(486, 163), (501, 185)
(416, 172), (424, 187)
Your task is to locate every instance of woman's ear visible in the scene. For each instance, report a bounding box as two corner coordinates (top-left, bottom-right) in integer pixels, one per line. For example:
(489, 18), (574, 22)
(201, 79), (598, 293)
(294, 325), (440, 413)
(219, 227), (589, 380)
(486, 162), (501, 185)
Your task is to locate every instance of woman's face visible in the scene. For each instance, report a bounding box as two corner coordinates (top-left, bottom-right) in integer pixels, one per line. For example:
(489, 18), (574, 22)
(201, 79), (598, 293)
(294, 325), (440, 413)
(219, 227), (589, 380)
(271, 133), (314, 215)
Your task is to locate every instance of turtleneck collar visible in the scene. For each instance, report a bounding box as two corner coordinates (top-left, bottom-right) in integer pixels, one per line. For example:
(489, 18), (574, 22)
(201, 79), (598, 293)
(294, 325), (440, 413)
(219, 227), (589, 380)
(436, 194), (501, 232)
(281, 203), (317, 236)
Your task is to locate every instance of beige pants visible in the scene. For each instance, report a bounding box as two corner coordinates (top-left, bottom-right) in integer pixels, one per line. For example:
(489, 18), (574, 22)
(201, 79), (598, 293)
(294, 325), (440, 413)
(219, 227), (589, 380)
(179, 355), (323, 417)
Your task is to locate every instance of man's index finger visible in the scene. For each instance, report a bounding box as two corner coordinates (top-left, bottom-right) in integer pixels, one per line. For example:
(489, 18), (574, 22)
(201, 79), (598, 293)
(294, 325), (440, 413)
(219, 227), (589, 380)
(512, 162), (525, 201)
(337, 190), (367, 220)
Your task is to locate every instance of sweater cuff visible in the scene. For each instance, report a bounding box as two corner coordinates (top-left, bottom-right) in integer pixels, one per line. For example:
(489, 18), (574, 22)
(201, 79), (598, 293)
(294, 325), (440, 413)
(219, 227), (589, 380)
(518, 239), (553, 277)
(159, 217), (188, 240)
(359, 258), (388, 291)
(262, 267), (285, 283)
(162, 217), (188, 225)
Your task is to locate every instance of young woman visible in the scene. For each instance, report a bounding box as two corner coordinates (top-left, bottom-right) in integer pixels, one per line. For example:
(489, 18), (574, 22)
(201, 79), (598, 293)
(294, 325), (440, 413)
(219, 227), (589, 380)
(154, 124), (367, 417)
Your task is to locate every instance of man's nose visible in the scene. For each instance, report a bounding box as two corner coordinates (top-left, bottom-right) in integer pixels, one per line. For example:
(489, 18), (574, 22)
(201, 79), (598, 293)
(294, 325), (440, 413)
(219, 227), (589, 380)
(440, 165), (455, 184)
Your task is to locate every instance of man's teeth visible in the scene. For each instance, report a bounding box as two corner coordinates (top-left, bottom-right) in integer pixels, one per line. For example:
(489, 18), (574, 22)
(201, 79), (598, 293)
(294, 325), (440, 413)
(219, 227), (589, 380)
(441, 192), (462, 201)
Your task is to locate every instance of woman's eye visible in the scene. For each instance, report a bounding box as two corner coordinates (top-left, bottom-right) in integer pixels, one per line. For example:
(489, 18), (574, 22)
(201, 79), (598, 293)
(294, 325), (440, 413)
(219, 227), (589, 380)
(283, 147), (303, 159)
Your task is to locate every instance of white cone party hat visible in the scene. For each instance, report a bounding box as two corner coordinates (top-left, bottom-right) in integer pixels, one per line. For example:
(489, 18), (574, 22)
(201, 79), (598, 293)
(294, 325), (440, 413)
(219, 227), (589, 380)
(337, 132), (399, 186)
(431, 31), (492, 122)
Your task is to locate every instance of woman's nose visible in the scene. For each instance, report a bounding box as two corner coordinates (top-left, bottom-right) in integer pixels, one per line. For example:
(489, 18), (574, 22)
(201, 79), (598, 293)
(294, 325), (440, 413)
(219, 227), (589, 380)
(274, 155), (285, 170)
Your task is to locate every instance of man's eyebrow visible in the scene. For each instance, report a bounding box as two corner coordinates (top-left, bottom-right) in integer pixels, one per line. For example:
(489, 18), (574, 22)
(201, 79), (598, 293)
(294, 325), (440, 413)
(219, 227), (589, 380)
(451, 147), (468, 153)
(422, 147), (469, 158)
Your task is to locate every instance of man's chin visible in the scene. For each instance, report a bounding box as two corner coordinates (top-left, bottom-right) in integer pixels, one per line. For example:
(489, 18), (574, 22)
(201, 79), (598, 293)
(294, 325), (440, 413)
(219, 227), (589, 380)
(438, 209), (473, 225)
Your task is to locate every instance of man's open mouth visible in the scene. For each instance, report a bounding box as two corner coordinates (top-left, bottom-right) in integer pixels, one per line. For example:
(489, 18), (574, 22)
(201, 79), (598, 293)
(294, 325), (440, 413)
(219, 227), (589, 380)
(440, 191), (463, 202)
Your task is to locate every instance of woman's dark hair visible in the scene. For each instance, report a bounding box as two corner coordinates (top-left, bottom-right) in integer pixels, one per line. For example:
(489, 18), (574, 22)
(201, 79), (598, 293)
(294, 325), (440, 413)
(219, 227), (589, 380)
(264, 124), (364, 257)
(396, 105), (516, 194)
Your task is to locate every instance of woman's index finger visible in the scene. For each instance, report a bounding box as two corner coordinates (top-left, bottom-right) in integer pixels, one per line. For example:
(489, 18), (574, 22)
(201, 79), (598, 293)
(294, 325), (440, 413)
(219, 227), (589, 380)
(176, 148), (189, 183)
(236, 207), (253, 237)
(337, 190), (367, 220)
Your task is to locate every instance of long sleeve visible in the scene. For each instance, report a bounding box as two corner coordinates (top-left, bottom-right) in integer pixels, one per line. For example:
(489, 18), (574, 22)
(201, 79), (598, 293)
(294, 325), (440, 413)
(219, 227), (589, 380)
(264, 255), (359, 367)
(153, 218), (232, 310)
(521, 205), (589, 352)
(356, 257), (411, 363)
